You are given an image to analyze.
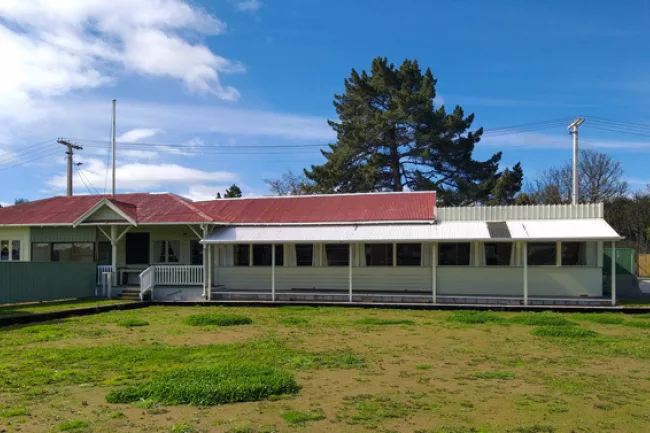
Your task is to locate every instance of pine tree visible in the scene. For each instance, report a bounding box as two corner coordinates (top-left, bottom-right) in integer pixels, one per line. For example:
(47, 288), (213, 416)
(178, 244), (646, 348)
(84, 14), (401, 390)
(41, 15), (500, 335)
(216, 192), (222, 199)
(224, 184), (242, 198)
(304, 57), (523, 205)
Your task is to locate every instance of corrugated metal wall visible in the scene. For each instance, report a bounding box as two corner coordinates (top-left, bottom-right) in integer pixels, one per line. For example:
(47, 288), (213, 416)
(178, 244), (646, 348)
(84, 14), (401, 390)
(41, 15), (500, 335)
(31, 227), (96, 243)
(0, 262), (96, 303)
(436, 203), (604, 221)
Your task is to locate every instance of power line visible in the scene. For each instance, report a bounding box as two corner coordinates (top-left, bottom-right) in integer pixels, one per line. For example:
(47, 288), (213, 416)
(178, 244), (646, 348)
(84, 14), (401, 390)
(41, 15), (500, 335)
(0, 140), (58, 166)
(0, 148), (62, 172)
(75, 164), (97, 195)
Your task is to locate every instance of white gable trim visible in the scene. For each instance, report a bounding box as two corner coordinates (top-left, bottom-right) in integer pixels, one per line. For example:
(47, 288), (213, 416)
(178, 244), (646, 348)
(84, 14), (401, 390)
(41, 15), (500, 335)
(72, 199), (137, 227)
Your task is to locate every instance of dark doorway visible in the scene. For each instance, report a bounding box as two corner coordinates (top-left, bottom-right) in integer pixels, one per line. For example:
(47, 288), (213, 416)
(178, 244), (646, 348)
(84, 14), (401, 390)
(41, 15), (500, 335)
(125, 233), (150, 265)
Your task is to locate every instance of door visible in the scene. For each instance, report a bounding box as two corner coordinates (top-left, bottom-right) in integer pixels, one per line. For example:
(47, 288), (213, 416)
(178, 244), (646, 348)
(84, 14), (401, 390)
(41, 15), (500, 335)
(125, 233), (150, 265)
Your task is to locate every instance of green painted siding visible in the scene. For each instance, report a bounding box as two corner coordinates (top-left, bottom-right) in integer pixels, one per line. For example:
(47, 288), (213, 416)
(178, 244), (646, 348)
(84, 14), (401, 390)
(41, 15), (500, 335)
(0, 262), (96, 303)
(31, 227), (96, 243)
(603, 248), (636, 276)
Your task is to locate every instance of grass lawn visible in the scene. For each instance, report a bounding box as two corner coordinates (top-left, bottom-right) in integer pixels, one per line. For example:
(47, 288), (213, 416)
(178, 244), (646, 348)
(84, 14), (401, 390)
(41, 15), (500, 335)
(0, 299), (134, 318)
(1, 307), (650, 432)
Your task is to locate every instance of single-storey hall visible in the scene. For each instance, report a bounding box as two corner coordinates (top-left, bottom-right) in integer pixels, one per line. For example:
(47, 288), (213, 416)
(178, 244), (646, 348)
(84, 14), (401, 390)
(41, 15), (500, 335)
(0, 191), (621, 305)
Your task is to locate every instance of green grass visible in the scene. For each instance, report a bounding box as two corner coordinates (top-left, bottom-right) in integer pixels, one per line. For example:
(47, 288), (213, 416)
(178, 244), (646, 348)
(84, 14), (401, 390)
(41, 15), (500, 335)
(509, 313), (575, 326)
(447, 311), (505, 324)
(473, 371), (517, 380)
(169, 425), (198, 433)
(0, 299), (132, 318)
(0, 407), (28, 417)
(278, 316), (309, 326)
(280, 410), (325, 425)
(624, 320), (650, 329)
(117, 317), (149, 327)
(571, 314), (625, 325)
(58, 420), (89, 431)
(355, 317), (415, 325)
(530, 326), (598, 339)
(416, 364), (432, 370)
(184, 313), (252, 327)
(106, 363), (299, 405)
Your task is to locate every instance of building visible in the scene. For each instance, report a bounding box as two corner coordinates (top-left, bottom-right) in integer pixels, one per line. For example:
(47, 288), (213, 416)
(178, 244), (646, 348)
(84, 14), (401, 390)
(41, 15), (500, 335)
(0, 191), (621, 305)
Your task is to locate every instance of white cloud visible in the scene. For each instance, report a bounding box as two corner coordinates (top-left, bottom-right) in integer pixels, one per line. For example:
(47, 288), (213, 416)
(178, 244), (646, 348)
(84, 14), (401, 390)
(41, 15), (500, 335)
(233, 0), (262, 12)
(0, 0), (241, 104)
(47, 157), (238, 192)
(120, 149), (160, 160)
(117, 128), (162, 143)
(185, 184), (229, 201)
(0, 201), (11, 207)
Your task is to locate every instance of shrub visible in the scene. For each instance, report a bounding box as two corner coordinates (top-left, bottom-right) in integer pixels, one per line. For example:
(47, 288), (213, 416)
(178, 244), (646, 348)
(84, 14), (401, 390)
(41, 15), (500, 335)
(530, 326), (598, 339)
(281, 410), (325, 425)
(571, 314), (625, 325)
(510, 313), (574, 326)
(447, 311), (505, 324)
(184, 314), (252, 327)
(58, 420), (89, 431)
(278, 317), (309, 326)
(117, 318), (149, 327)
(106, 363), (299, 405)
(355, 317), (415, 325)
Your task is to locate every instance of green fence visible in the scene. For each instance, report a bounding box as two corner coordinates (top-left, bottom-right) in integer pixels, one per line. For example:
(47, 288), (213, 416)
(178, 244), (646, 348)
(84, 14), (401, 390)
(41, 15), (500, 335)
(0, 262), (97, 304)
(603, 248), (636, 276)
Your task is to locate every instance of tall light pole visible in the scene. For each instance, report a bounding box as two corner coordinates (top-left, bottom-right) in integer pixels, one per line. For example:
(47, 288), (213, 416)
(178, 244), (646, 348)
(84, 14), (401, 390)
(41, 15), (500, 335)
(568, 117), (585, 205)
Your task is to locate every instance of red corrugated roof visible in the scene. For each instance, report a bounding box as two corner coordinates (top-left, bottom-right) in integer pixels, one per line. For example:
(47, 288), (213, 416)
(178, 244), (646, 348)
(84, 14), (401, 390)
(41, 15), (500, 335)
(0, 192), (436, 225)
(195, 192), (436, 223)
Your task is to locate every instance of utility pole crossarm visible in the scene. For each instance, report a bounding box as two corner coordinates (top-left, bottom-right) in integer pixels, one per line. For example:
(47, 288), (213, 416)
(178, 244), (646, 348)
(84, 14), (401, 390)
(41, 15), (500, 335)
(57, 138), (83, 197)
(568, 117), (585, 205)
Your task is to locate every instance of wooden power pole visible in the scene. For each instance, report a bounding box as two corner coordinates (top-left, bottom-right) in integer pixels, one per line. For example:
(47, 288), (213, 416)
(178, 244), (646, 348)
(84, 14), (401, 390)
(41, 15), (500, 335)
(57, 139), (83, 196)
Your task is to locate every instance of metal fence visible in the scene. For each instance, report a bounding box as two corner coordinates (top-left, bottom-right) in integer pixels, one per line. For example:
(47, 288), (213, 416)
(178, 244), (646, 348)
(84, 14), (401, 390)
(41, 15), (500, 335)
(0, 262), (97, 304)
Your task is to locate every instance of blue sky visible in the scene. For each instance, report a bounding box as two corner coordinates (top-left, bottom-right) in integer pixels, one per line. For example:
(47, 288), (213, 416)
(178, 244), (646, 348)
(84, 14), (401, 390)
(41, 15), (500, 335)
(1, 0), (650, 205)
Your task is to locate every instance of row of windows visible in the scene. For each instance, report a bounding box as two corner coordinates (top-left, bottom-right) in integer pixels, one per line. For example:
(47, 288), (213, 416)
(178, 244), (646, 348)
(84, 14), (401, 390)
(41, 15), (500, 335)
(231, 242), (589, 267)
(0, 240), (21, 261)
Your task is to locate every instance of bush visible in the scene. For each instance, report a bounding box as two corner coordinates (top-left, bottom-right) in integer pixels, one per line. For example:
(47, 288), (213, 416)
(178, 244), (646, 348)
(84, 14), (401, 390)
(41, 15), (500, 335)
(117, 318), (149, 327)
(278, 317), (309, 326)
(509, 313), (574, 326)
(447, 311), (505, 324)
(355, 317), (415, 326)
(281, 410), (325, 425)
(530, 326), (598, 339)
(184, 314), (252, 327)
(106, 363), (299, 405)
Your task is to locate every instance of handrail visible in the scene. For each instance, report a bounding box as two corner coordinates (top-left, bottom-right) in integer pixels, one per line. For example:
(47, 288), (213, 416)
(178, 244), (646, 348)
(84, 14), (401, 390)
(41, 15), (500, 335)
(97, 265), (112, 285)
(139, 266), (155, 301)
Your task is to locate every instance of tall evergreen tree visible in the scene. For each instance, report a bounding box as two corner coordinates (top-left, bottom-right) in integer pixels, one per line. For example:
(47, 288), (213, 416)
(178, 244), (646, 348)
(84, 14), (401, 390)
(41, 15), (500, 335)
(224, 184), (243, 198)
(304, 57), (523, 205)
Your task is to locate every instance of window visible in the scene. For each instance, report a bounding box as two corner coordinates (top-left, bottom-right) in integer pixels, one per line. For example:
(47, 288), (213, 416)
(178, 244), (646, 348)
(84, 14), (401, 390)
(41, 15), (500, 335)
(252, 244), (284, 266)
(438, 243), (470, 266)
(365, 243), (393, 266)
(11, 241), (20, 261)
(296, 244), (313, 266)
(562, 242), (586, 266)
(154, 240), (180, 263)
(1, 240), (21, 261)
(325, 244), (349, 266)
(396, 243), (421, 266)
(528, 242), (556, 266)
(190, 240), (203, 266)
(484, 243), (513, 266)
(235, 244), (250, 266)
(97, 241), (111, 265)
(32, 243), (51, 262)
(51, 242), (95, 262)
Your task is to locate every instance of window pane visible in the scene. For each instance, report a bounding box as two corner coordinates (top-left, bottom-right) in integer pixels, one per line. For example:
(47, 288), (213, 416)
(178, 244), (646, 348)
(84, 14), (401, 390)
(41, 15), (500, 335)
(325, 244), (349, 266)
(253, 244), (272, 266)
(562, 242), (586, 266)
(73, 243), (94, 262)
(438, 243), (470, 266)
(235, 245), (250, 266)
(0, 240), (8, 261)
(365, 243), (393, 266)
(296, 244), (313, 266)
(11, 241), (20, 261)
(275, 245), (284, 267)
(168, 241), (180, 263)
(52, 243), (74, 262)
(154, 240), (166, 263)
(528, 242), (557, 266)
(98, 242), (111, 265)
(485, 243), (513, 266)
(396, 244), (421, 266)
(190, 240), (203, 266)
(32, 243), (51, 262)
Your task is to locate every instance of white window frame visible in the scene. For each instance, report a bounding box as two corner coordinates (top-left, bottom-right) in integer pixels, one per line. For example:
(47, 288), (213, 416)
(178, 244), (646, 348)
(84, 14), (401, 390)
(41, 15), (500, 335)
(153, 240), (181, 264)
(0, 239), (21, 262)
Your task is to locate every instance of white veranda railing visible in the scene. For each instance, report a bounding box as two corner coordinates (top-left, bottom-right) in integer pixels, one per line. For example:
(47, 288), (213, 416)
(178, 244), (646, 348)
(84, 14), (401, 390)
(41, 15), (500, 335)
(97, 265), (112, 285)
(154, 265), (204, 286)
(139, 267), (155, 301)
